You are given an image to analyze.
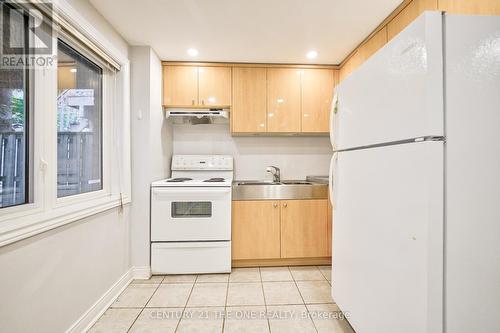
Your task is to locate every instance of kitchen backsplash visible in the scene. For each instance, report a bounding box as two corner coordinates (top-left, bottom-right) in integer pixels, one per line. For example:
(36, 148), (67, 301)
(172, 124), (333, 180)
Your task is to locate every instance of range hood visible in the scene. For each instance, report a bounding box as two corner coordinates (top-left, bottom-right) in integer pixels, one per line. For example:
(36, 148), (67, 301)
(165, 108), (229, 124)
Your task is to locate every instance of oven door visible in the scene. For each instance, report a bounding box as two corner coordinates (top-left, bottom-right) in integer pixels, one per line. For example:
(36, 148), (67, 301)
(151, 187), (231, 241)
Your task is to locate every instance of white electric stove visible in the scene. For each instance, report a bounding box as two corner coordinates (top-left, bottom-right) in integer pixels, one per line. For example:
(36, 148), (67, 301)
(150, 155), (233, 274)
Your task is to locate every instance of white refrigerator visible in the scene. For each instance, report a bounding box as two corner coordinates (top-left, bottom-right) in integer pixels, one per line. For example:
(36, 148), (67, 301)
(330, 12), (500, 333)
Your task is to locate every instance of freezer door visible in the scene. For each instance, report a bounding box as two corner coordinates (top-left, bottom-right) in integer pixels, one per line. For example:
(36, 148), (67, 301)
(445, 14), (500, 333)
(332, 141), (443, 333)
(333, 12), (444, 150)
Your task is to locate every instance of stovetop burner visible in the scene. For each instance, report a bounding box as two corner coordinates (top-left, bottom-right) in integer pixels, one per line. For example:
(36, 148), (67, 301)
(203, 177), (225, 183)
(166, 177), (193, 182)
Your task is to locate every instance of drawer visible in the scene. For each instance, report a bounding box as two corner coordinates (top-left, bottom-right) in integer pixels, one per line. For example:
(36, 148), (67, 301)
(151, 241), (231, 274)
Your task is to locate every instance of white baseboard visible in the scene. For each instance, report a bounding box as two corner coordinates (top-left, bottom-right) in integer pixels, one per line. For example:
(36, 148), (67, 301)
(66, 268), (133, 333)
(66, 266), (152, 333)
(132, 266), (152, 280)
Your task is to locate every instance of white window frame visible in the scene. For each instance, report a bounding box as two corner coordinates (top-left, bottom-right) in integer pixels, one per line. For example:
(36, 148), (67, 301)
(52, 33), (111, 206)
(0, 0), (131, 247)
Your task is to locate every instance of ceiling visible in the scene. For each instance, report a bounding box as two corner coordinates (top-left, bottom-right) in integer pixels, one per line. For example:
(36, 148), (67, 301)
(89, 0), (403, 65)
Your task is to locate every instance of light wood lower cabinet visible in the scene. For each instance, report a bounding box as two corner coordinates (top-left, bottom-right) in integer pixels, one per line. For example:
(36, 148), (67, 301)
(232, 199), (330, 262)
(231, 200), (281, 260)
(281, 199), (329, 258)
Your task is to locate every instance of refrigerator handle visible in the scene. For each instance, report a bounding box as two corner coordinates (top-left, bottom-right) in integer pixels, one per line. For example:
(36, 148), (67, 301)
(329, 152), (337, 207)
(330, 93), (338, 149)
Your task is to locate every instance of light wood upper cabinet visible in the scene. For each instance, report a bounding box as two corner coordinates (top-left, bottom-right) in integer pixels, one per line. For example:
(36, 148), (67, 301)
(281, 199), (329, 258)
(163, 66), (198, 106)
(337, 0), (500, 84)
(359, 27), (388, 62)
(267, 68), (302, 133)
(198, 66), (232, 106)
(58, 65), (76, 90)
(339, 49), (363, 82)
(438, 0), (500, 15)
(232, 200), (281, 260)
(163, 63), (336, 134)
(163, 65), (231, 107)
(387, 0), (438, 40)
(301, 69), (335, 133)
(340, 27), (388, 82)
(231, 67), (267, 133)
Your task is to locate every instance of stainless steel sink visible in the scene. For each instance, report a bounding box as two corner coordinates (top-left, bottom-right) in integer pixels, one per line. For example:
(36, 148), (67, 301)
(236, 181), (281, 186)
(281, 180), (313, 185)
(232, 180), (327, 200)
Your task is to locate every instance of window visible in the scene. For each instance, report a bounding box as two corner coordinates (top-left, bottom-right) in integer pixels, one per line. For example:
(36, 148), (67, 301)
(0, 1), (130, 247)
(57, 40), (103, 198)
(0, 5), (30, 208)
(171, 202), (213, 218)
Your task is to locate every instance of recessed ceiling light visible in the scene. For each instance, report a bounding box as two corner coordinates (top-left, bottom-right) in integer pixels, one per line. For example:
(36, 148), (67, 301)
(306, 50), (318, 59)
(187, 48), (199, 57)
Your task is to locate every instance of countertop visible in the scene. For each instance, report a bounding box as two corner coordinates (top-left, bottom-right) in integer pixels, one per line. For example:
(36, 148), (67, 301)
(305, 175), (329, 185)
(231, 179), (328, 200)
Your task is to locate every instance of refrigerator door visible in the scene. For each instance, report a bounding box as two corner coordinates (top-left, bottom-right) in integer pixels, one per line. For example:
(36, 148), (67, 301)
(332, 12), (444, 151)
(332, 141), (443, 333)
(445, 14), (500, 333)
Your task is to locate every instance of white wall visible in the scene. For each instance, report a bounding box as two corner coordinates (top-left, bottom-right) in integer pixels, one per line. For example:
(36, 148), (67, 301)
(149, 50), (172, 180)
(0, 1), (132, 332)
(0, 208), (130, 332)
(129, 46), (172, 268)
(173, 125), (332, 180)
(65, 0), (129, 56)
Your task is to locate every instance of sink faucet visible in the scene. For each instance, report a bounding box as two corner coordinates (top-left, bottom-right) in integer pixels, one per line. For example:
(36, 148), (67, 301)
(266, 166), (281, 183)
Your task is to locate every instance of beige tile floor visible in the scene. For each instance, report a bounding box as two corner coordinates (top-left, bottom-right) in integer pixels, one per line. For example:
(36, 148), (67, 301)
(88, 265), (354, 333)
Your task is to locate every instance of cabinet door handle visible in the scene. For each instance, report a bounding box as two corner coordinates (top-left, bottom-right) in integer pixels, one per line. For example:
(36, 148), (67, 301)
(283, 203), (287, 208)
(192, 99), (195, 105)
(201, 99), (205, 105)
(273, 203), (278, 208)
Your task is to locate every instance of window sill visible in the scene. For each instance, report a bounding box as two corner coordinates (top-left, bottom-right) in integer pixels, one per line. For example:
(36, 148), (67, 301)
(0, 193), (131, 248)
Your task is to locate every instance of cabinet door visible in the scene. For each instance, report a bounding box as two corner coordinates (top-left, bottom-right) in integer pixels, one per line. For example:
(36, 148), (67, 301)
(232, 67), (267, 133)
(358, 26), (388, 63)
(301, 69), (335, 133)
(339, 50), (363, 82)
(387, 0), (437, 40)
(438, 0), (500, 15)
(281, 199), (329, 258)
(267, 68), (301, 132)
(198, 66), (232, 106)
(163, 65), (198, 106)
(232, 200), (281, 260)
